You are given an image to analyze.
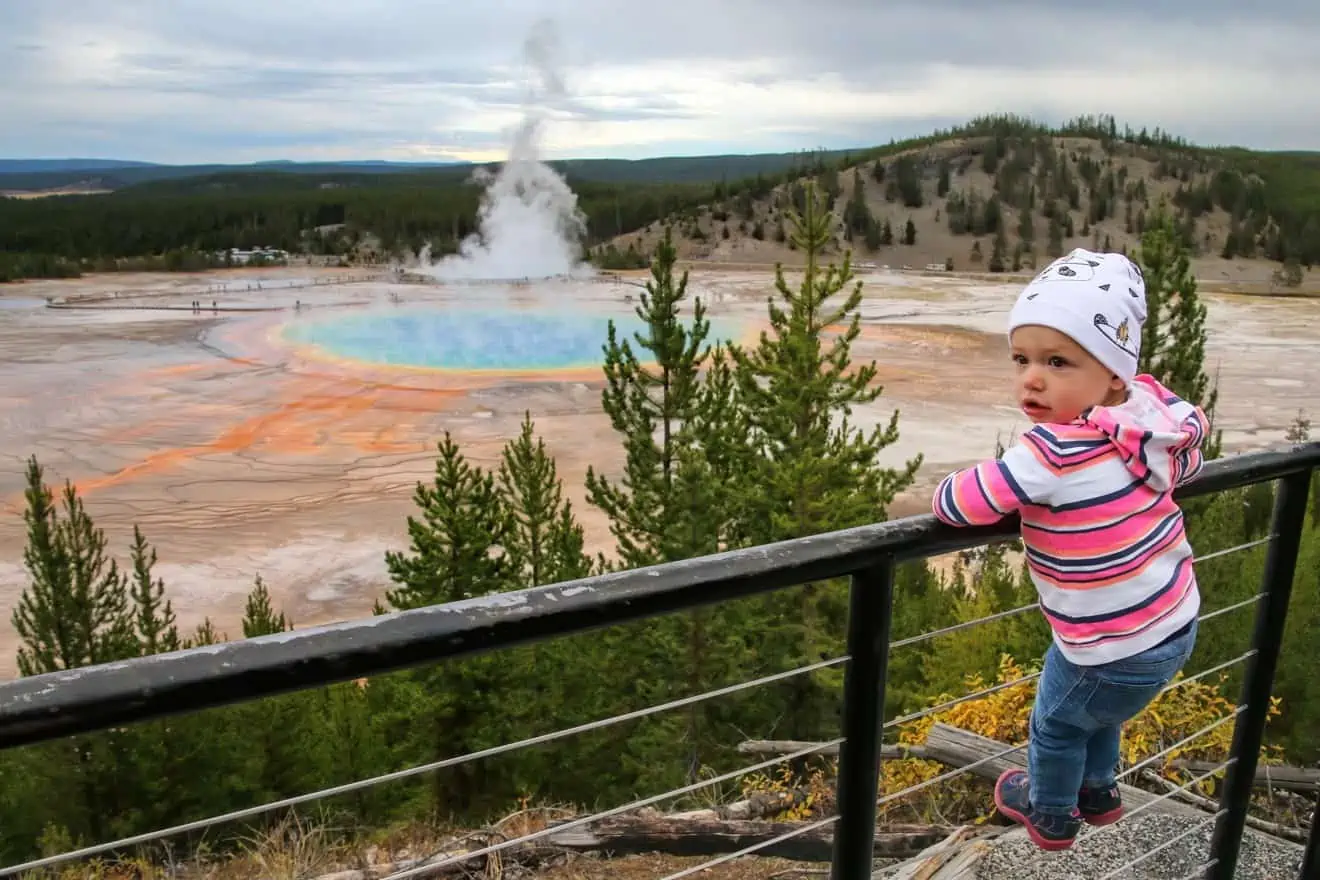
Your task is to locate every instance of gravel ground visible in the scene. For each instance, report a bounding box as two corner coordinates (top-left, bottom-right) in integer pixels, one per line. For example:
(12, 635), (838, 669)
(978, 814), (1304, 880)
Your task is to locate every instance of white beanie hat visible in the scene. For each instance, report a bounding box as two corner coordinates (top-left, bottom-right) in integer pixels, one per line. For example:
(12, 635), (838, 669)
(1007, 248), (1148, 385)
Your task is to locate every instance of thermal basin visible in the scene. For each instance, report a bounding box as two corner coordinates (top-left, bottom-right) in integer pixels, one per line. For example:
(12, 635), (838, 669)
(281, 304), (747, 373)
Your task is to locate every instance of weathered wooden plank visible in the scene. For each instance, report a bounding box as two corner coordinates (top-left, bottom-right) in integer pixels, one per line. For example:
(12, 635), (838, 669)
(542, 817), (952, 862)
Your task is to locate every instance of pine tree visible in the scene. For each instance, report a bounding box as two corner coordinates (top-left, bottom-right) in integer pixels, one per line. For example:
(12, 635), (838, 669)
(127, 526), (181, 655)
(583, 226), (752, 785)
(844, 169), (872, 239)
(498, 411), (593, 586)
(1046, 210), (1064, 258)
(886, 560), (959, 715)
(731, 182), (921, 542)
(989, 227), (1008, 272)
(13, 456), (135, 675)
(1017, 207), (1035, 244)
(386, 433), (508, 608)
(727, 181), (922, 737)
(1137, 201), (1216, 405)
(242, 574), (290, 637)
(237, 576), (333, 818)
(11, 459), (143, 843)
(383, 434), (515, 814)
(585, 224), (726, 569)
(864, 217), (882, 251)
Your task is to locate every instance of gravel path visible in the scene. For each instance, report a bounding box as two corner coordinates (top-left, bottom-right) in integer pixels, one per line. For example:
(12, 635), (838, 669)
(977, 814), (1304, 879)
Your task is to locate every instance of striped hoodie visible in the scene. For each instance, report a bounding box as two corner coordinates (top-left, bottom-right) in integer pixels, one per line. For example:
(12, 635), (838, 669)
(932, 375), (1211, 666)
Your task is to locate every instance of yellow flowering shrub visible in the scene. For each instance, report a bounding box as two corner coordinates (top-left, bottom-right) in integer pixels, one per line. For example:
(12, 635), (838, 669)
(740, 760), (835, 821)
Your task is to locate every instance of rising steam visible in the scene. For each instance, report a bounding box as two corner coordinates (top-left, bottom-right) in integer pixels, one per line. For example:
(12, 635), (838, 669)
(416, 20), (592, 282)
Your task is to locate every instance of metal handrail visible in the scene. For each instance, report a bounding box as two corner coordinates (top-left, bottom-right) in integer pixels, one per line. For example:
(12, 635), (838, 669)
(1, 441), (1315, 750)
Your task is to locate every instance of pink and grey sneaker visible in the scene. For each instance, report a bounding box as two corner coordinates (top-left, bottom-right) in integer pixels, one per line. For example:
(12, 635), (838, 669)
(993, 769), (1082, 851)
(1077, 781), (1123, 825)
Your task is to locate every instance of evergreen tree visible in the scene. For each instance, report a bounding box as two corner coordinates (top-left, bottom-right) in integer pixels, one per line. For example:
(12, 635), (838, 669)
(1017, 207), (1035, 244)
(13, 457), (135, 675)
(885, 560), (959, 716)
(243, 574), (290, 637)
(989, 227), (1008, 272)
(731, 183), (921, 540)
(12, 459), (149, 843)
(237, 576), (334, 820)
(727, 182), (922, 737)
(383, 434), (518, 814)
(843, 169), (872, 239)
(864, 217), (882, 251)
(583, 226), (753, 784)
(386, 433), (508, 608)
(1046, 209), (1064, 258)
(1137, 201), (1217, 410)
(127, 526), (181, 655)
(498, 411), (594, 586)
(586, 225), (726, 569)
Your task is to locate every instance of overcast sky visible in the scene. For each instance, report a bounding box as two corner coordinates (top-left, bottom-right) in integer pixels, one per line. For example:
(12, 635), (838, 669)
(4, 0), (1318, 164)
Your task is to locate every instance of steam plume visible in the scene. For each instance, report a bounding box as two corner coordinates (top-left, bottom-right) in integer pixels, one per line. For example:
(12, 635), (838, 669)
(417, 19), (591, 281)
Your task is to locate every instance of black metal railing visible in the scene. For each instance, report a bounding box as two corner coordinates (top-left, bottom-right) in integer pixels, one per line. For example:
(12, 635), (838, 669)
(0, 441), (1317, 880)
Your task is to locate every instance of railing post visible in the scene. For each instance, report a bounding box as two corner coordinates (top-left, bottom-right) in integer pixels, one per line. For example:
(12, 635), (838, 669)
(1301, 795), (1319, 880)
(1208, 470), (1312, 880)
(831, 558), (896, 880)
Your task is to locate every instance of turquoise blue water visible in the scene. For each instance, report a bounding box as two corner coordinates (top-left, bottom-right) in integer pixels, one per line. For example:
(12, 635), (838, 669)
(283, 308), (743, 371)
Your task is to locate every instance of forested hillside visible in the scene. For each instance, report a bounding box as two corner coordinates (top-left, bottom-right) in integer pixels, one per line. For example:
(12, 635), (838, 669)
(611, 115), (1320, 285)
(2, 115), (1318, 284)
(2, 191), (1316, 875)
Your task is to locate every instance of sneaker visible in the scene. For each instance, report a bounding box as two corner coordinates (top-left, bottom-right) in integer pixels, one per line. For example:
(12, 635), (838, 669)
(993, 769), (1082, 851)
(1077, 781), (1123, 826)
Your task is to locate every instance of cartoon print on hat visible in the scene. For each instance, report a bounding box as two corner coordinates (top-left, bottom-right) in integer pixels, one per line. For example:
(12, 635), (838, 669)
(1093, 313), (1138, 359)
(1025, 252), (1104, 299)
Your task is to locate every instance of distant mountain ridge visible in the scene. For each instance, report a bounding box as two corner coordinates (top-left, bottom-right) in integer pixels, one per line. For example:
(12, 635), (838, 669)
(0, 150), (859, 192)
(0, 158), (465, 174)
(0, 158), (162, 173)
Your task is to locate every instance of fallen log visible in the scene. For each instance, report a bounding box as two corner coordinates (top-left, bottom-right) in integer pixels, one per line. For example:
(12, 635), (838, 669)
(543, 816), (953, 863)
(1139, 769), (1309, 843)
(309, 816), (952, 879)
(667, 787), (812, 820)
(737, 740), (931, 761)
(1169, 759), (1320, 793)
(920, 723), (1203, 819)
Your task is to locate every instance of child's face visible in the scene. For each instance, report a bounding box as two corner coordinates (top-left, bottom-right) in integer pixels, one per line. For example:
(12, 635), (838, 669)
(1009, 325), (1127, 424)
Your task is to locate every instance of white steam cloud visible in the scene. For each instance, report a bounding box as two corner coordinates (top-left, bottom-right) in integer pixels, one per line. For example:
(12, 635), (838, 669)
(417, 20), (593, 282)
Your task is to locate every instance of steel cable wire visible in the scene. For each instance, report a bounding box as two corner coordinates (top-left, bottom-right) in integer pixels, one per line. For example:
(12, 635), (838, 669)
(1, 536), (1273, 877)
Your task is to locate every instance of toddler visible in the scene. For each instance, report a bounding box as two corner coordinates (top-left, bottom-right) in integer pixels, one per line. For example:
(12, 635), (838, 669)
(931, 248), (1210, 850)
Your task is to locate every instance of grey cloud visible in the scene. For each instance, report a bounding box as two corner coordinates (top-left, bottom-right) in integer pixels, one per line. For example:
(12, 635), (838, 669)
(1, 0), (1318, 161)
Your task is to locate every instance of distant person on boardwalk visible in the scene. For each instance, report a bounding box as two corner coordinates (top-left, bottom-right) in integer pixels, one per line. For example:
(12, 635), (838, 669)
(931, 247), (1210, 850)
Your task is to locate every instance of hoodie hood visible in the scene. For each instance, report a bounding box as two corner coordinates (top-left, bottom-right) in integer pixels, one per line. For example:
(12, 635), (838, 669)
(1082, 374), (1211, 491)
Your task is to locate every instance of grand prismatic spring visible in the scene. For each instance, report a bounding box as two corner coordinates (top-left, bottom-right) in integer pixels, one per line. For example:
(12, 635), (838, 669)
(2, 265), (1318, 676)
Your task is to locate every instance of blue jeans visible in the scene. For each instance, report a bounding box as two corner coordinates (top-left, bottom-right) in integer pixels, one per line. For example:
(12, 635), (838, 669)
(1028, 619), (1198, 816)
